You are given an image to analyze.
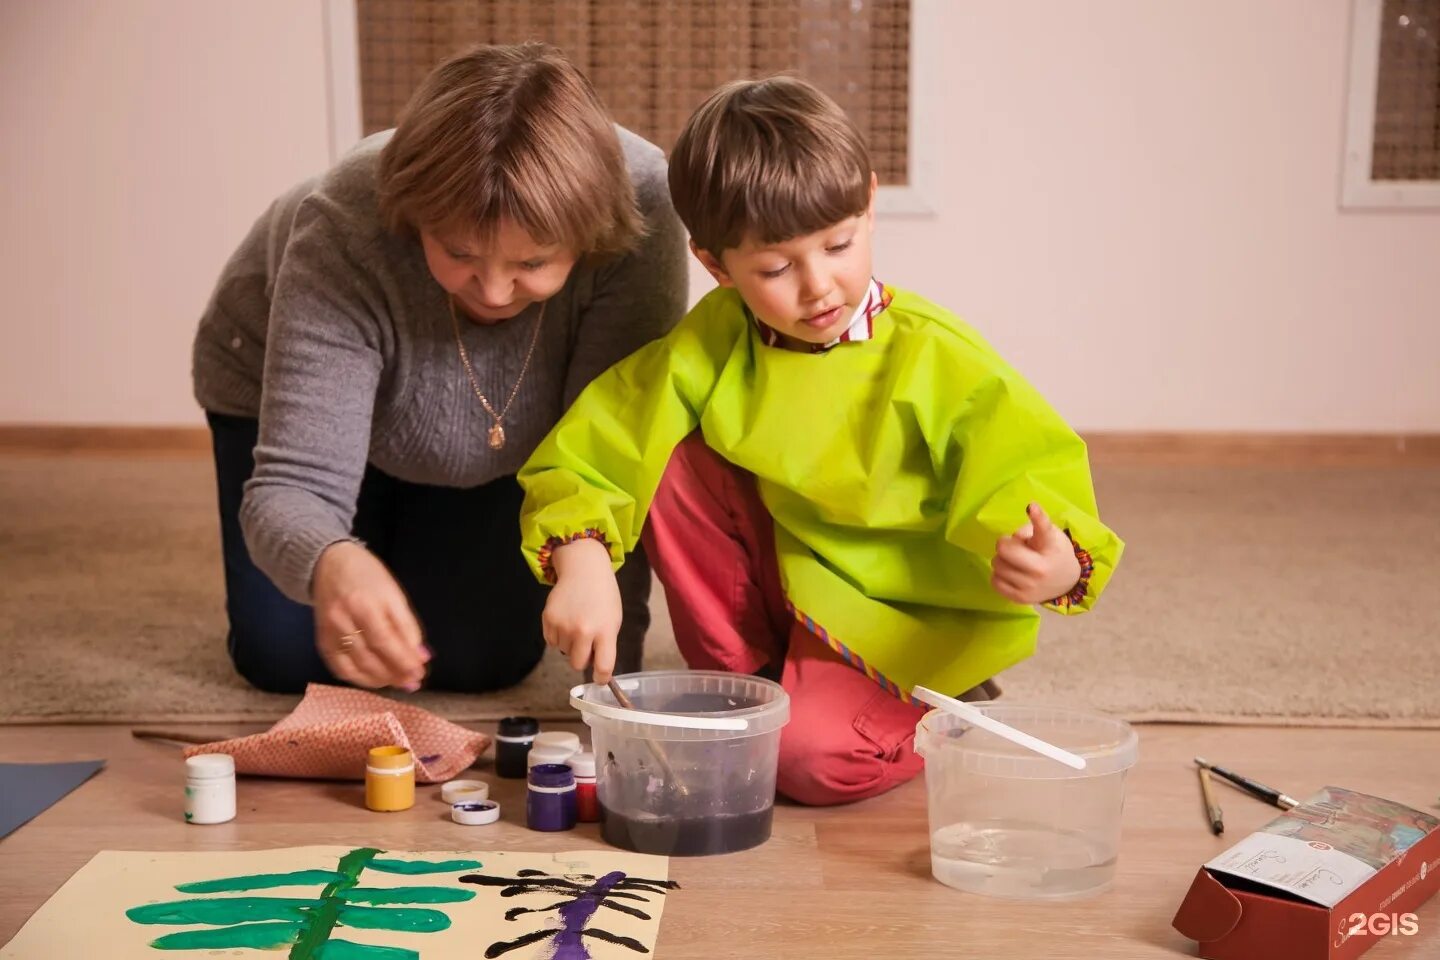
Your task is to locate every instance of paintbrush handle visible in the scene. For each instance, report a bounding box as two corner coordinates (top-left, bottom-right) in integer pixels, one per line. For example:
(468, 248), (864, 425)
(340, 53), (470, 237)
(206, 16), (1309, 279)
(1198, 767), (1225, 835)
(131, 728), (219, 745)
(606, 679), (690, 798)
(1207, 763), (1298, 810)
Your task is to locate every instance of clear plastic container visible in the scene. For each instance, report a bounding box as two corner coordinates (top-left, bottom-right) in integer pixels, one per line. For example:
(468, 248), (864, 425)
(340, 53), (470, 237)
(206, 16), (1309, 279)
(914, 702), (1138, 900)
(570, 671), (789, 857)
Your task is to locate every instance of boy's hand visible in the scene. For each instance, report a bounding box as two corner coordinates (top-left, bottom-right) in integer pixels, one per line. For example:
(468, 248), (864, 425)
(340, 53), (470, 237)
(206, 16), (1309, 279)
(543, 538), (624, 682)
(991, 503), (1081, 605)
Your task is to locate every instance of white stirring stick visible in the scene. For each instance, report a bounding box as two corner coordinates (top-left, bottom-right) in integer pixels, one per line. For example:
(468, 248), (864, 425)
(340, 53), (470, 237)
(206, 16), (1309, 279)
(910, 686), (1088, 770)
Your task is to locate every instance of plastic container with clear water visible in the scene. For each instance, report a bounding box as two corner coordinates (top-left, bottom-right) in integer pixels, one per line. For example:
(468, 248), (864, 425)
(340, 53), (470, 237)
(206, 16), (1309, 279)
(570, 671), (789, 857)
(914, 702), (1138, 900)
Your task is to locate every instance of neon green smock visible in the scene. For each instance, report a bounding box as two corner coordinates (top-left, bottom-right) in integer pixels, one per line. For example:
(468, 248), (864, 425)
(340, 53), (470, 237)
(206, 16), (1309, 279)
(519, 285), (1124, 698)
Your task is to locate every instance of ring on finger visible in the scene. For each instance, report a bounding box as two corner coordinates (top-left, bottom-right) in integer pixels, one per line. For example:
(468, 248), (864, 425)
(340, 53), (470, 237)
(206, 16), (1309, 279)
(337, 629), (364, 652)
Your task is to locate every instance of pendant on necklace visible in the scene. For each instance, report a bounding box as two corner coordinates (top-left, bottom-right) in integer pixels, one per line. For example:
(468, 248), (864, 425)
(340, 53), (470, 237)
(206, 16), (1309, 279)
(488, 424), (506, 450)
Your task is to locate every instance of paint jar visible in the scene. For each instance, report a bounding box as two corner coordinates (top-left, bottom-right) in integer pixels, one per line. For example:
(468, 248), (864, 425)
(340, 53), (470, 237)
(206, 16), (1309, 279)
(495, 716), (539, 779)
(526, 763), (578, 832)
(914, 704), (1138, 900)
(527, 742), (577, 769)
(532, 730), (582, 757)
(570, 751), (599, 823)
(365, 745), (415, 812)
(184, 753), (236, 825)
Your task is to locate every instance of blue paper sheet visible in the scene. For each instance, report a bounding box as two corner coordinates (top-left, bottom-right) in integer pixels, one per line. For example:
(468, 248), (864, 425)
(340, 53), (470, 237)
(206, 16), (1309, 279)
(0, 760), (105, 840)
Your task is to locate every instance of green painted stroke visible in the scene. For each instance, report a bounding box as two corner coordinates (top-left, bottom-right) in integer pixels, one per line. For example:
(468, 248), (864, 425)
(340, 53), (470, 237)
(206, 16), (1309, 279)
(176, 870), (346, 893)
(289, 848), (382, 960)
(366, 858), (482, 875)
(315, 940), (419, 960)
(148, 920), (301, 951)
(335, 905), (450, 933)
(130, 849), (478, 958)
(128, 897), (321, 925)
(339, 886), (475, 905)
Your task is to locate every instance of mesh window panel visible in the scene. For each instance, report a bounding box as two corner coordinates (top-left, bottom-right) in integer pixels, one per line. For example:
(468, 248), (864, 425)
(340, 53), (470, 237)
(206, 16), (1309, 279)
(1372, 0), (1440, 180)
(356, 0), (911, 185)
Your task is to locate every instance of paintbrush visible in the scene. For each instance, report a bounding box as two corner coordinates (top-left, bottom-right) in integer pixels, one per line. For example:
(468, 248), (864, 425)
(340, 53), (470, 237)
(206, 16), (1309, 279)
(1198, 766), (1224, 835)
(606, 679), (690, 798)
(131, 728), (222, 746)
(1195, 757), (1298, 810)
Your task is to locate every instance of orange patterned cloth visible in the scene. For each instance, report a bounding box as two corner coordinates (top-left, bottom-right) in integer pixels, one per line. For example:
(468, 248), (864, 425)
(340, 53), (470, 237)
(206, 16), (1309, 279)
(181, 684), (490, 783)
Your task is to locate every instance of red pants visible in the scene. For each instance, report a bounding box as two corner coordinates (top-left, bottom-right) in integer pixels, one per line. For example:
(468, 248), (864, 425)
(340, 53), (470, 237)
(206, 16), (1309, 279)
(642, 433), (930, 806)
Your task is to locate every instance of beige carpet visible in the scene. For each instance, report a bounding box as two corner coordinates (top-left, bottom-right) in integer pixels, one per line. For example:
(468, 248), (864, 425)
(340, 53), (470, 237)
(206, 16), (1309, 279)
(1, 455), (1436, 727)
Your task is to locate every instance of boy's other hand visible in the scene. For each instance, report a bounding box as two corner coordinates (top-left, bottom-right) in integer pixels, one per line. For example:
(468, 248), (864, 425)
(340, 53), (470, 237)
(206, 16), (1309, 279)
(544, 538), (623, 682)
(990, 503), (1081, 605)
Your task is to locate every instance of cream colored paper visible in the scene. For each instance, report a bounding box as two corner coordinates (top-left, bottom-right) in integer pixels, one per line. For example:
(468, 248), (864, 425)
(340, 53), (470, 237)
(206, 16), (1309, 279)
(2, 846), (673, 959)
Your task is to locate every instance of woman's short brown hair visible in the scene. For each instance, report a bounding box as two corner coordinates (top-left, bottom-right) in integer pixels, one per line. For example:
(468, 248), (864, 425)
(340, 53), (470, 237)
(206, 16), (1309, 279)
(668, 76), (872, 257)
(378, 43), (643, 256)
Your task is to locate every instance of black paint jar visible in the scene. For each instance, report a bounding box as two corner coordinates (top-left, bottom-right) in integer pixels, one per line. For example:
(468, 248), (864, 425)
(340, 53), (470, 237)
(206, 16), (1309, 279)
(494, 716), (539, 779)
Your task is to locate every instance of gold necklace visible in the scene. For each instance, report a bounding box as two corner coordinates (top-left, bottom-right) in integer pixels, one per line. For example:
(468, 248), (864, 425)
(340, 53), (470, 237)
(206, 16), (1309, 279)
(450, 295), (546, 450)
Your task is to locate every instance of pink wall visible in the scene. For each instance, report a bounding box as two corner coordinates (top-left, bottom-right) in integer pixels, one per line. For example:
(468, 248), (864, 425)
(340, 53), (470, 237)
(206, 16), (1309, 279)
(0, 0), (331, 424)
(3, 0), (1436, 430)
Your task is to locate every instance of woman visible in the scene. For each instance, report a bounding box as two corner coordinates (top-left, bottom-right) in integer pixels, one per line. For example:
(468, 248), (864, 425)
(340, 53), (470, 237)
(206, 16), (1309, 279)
(192, 43), (686, 693)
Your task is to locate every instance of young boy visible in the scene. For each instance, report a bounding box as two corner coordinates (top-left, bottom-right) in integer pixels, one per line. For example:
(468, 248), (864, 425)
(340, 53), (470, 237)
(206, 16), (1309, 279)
(518, 77), (1123, 806)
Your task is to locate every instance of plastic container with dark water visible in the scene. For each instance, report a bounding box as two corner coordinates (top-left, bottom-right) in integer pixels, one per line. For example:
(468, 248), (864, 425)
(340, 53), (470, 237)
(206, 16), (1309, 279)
(570, 671), (790, 857)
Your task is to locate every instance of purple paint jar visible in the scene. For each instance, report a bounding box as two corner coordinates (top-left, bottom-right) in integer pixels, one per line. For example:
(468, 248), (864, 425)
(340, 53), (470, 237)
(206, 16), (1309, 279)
(526, 763), (578, 832)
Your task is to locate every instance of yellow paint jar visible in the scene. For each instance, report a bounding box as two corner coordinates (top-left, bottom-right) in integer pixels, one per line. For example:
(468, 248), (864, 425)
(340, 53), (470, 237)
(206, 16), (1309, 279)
(365, 745), (415, 812)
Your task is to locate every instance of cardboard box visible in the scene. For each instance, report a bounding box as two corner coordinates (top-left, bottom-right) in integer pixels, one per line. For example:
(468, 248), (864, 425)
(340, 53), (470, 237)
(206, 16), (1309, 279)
(1173, 786), (1440, 960)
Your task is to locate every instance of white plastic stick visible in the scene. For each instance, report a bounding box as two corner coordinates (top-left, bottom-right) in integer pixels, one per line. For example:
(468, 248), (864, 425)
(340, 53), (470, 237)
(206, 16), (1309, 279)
(910, 686), (1087, 770)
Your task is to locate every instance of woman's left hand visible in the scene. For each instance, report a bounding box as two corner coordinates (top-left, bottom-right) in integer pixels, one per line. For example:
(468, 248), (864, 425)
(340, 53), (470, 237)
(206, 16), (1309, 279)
(990, 503), (1081, 605)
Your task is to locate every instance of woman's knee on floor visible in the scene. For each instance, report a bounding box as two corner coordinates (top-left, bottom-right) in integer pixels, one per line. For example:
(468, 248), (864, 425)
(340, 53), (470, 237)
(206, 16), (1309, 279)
(422, 622), (546, 693)
(227, 607), (329, 694)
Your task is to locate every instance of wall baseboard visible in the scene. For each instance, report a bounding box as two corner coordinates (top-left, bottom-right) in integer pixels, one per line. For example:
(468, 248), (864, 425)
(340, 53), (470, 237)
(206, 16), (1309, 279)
(0, 426), (211, 457)
(1082, 432), (1440, 466)
(0, 425), (1437, 465)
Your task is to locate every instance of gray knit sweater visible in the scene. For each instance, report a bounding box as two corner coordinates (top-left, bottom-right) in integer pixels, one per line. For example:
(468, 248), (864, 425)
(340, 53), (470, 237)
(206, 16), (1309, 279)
(193, 129), (687, 602)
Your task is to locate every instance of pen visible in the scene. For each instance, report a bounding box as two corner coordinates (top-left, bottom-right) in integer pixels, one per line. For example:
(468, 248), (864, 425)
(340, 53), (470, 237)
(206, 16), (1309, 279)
(1198, 766), (1224, 835)
(1194, 757), (1299, 810)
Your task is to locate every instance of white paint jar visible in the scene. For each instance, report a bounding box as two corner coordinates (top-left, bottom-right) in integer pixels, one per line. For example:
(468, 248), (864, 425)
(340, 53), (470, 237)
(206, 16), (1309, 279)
(185, 753), (236, 825)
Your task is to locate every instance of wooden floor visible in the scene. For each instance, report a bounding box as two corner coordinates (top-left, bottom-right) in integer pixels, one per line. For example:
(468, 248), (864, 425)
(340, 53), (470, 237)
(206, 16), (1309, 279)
(2, 722), (1437, 959)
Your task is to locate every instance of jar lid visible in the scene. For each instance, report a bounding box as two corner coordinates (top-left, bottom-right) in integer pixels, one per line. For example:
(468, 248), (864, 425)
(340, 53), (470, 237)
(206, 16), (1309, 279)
(451, 800), (501, 825)
(185, 754), (235, 779)
(568, 751), (596, 777)
(440, 779), (490, 804)
(366, 745), (413, 769)
(528, 763), (575, 788)
(532, 731), (581, 753)
(497, 716), (540, 737)
(526, 744), (575, 767)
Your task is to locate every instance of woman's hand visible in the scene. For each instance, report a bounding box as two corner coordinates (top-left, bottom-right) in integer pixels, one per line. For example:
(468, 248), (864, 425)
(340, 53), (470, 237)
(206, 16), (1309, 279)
(543, 538), (623, 682)
(991, 503), (1081, 605)
(311, 541), (429, 690)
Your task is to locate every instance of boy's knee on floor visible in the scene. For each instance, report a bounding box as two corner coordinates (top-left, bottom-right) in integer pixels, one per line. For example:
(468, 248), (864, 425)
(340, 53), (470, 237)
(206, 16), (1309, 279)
(776, 721), (920, 807)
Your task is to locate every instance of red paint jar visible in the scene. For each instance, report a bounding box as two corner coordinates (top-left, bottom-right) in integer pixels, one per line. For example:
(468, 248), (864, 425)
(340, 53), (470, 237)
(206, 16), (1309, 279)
(570, 751), (599, 823)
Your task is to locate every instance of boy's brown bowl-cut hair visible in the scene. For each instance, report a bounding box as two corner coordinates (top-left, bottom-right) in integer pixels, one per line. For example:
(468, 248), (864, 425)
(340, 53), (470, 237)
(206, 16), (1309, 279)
(668, 75), (872, 258)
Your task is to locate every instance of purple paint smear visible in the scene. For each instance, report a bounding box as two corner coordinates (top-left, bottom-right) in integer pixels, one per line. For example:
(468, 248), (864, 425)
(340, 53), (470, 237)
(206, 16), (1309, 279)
(551, 873), (634, 960)
(464, 868), (676, 959)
